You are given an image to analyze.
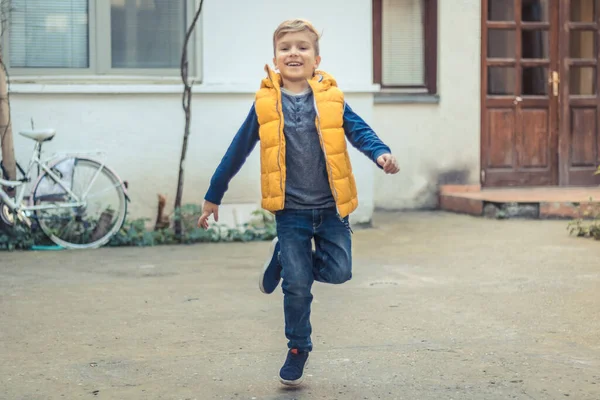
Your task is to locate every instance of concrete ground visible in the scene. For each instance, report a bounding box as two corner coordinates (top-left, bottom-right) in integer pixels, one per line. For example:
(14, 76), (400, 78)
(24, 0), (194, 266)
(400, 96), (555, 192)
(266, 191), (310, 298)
(1, 211), (599, 400)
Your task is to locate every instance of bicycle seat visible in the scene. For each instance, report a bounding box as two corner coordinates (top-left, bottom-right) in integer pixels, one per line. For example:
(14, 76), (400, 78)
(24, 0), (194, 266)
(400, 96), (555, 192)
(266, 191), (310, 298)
(19, 129), (56, 142)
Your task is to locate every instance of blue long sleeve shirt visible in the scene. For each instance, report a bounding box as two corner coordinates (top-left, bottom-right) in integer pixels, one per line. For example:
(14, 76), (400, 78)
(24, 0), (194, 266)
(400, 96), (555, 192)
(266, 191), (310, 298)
(204, 101), (392, 206)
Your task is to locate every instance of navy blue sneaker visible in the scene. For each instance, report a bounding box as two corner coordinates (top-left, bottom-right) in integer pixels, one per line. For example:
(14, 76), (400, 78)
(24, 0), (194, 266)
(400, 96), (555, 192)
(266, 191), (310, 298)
(259, 237), (281, 294)
(279, 348), (309, 386)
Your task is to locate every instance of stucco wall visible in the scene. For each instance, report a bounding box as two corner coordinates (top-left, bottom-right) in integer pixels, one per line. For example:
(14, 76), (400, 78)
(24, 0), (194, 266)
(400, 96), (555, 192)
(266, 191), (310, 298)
(372, 1), (482, 210)
(7, 0), (379, 225)
(13, 92), (378, 225)
(7, 0), (482, 223)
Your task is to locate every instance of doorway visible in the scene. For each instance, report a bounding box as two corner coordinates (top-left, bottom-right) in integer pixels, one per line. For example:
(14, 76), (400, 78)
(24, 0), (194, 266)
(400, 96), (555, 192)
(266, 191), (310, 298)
(481, 0), (600, 187)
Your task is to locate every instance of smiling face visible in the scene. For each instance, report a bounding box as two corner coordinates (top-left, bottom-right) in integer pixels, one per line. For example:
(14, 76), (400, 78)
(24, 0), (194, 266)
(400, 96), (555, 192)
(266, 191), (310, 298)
(273, 30), (321, 88)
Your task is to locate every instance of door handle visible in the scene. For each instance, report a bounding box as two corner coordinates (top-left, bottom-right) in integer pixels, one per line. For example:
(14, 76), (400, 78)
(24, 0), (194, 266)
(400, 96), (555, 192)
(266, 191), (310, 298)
(549, 71), (559, 96)
(513, 96), (522, 105)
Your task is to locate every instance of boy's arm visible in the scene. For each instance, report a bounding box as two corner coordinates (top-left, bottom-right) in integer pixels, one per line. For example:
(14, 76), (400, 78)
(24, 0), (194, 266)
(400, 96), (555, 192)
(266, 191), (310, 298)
(204, 104), (260, 205)
(342, 102), (392, 169)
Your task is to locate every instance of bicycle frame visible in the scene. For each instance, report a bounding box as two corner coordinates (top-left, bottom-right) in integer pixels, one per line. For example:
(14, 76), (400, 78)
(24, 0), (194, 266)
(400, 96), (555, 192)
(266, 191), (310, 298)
(0, 141), (98, 218)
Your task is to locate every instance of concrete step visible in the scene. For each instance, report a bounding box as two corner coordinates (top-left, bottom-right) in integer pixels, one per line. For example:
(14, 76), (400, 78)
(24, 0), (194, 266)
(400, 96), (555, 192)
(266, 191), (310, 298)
(439, 185), (600, 219)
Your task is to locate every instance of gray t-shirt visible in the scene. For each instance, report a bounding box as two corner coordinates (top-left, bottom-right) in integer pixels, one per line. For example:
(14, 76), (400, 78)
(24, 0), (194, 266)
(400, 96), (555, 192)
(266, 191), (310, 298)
(280, 87), (336, 210)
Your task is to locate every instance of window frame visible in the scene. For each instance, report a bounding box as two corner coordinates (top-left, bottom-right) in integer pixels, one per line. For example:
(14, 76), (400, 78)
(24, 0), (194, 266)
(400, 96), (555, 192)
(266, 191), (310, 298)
(4, 0), (198, 78)
(372, 0), (438, 94)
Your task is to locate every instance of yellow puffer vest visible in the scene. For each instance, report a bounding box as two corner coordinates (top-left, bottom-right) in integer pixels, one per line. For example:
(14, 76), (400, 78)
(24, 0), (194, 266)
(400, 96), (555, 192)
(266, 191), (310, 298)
(254, 65), (358, 218)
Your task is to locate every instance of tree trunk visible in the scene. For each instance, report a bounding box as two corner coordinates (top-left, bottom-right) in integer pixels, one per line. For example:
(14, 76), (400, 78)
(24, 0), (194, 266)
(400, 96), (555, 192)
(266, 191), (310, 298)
(0, 51), (16, 196)
(174, 0), (204, 238)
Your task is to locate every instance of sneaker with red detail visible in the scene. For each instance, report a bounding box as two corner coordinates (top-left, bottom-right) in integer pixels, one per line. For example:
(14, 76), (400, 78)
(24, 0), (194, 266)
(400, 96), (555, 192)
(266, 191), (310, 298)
(279, 348), (309, 385)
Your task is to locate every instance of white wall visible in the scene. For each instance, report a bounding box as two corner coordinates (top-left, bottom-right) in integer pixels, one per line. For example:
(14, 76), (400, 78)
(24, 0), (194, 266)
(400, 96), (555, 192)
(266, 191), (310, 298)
(8, 0), (482, 222)
(372, 1), (482, 210)
(201, 0), (374, 91)
(8, 0), (379, 225)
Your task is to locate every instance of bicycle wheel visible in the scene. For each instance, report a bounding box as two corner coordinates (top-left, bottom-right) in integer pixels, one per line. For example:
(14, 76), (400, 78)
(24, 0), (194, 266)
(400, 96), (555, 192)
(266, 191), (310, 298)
(31, 157), (127, 249)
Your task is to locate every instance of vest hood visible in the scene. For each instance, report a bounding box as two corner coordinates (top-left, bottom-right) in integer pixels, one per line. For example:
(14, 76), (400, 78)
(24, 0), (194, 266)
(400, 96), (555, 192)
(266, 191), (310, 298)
(260, 64), (338, 92)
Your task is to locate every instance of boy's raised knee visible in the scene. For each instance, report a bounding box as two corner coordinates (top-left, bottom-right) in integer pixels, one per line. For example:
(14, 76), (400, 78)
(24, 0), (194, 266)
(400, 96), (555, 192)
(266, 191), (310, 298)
(319, 261), (352, 284)
(332, 270), (352, 284)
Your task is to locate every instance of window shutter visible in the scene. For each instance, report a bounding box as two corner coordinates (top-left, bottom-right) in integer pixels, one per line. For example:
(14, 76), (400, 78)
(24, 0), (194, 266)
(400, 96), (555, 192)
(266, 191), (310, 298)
(110, 0), (186, 69)
(381, 0), (425, 86)
(9, 0), (89, 68)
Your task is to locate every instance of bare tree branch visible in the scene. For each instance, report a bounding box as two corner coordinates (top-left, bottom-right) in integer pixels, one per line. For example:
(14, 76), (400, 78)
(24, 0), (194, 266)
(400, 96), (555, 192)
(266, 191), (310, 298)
(175, 0), (204, 238)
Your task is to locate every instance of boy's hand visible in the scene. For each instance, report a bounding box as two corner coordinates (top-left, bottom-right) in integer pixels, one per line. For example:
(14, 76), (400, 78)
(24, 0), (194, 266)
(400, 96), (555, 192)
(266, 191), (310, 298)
(197, 200), (219, 229)
(377, 154), (400, 174)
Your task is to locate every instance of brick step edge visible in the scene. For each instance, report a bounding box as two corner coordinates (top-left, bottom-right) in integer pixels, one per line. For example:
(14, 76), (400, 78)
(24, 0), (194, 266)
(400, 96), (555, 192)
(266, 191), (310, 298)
(439, 194), (600, 220)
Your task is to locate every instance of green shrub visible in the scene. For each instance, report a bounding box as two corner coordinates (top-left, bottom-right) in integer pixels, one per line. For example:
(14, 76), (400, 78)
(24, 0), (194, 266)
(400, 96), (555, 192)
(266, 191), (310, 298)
(0, 205), (276, 251)
(567, 217), (600, 240)
(567, 168), (600, 241)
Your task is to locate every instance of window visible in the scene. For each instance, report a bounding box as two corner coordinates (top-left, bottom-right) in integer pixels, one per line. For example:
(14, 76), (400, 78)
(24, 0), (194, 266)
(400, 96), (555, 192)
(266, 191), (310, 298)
(6, 0), (195, 76)
(373, 0), (437, 94)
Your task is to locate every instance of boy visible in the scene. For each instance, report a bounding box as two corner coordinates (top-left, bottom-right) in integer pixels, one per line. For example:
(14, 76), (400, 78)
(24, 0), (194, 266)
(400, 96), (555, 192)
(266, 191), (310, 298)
(197, 19), (399, 386)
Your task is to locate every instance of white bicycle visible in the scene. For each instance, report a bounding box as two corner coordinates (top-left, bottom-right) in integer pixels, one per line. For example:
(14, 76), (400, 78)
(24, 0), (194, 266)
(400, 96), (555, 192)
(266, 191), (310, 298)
(0, 129), (129, 249)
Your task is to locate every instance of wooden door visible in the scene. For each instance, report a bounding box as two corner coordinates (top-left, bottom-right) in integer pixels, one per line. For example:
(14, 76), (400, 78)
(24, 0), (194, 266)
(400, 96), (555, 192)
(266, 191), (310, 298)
(558, 0), (600, 185)
(481, 0), (559, 187)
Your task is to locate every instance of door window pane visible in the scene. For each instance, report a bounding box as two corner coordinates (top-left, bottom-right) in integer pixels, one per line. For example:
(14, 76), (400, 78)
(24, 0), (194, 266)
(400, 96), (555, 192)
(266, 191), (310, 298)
(9, 0), (89, 68)
(522, 30), (549, 58)
(570, 30), (596, 59)
(488, 29), (516, 58)
(488, 67), (516, 94)
(570, 67), (596, 95)
(111, 0), (186, 69)
(522, 67), (548, 95)
(522, 0), (549, 22)
(488, 0), (515, 21)
(570, 0), (595, 22)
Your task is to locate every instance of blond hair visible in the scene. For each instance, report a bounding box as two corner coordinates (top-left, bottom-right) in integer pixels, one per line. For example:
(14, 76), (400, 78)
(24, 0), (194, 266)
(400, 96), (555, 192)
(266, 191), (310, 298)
(273, 19), (321, 56)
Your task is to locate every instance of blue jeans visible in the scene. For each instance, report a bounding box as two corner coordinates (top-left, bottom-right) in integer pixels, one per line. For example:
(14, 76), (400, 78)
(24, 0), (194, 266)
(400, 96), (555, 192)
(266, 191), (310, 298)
(275, 207), (352, 352)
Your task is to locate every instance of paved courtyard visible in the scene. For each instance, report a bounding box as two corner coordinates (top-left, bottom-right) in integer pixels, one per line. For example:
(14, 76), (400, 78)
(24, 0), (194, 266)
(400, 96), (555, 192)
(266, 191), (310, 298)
(1, 211), (599, 400)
